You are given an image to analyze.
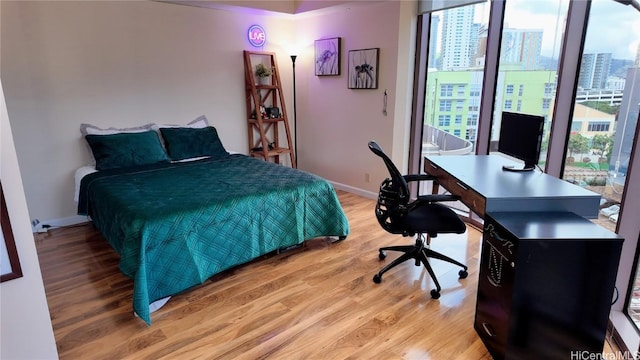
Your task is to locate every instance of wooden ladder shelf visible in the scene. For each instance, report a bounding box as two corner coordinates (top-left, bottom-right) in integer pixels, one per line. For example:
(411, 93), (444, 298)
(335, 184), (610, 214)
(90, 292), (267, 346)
(243, 50), (296, 168)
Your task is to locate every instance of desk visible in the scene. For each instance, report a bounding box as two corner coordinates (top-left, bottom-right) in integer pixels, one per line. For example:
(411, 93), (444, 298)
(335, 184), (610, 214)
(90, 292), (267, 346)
(424, 155), (618, 359)
(423, 155), (601, 219)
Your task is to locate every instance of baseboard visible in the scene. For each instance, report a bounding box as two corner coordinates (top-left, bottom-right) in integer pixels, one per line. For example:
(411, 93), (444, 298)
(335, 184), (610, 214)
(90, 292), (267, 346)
(329, 181), (377, 200)
(33, 215), (90, 233)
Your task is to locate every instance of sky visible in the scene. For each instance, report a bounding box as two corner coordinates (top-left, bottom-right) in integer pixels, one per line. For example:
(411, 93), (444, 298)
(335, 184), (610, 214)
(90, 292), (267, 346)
(508, 0), (640, 60)
(472, 0), (640, 60)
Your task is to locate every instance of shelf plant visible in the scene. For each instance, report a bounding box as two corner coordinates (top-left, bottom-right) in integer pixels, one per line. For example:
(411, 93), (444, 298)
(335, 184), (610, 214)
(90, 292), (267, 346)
(255, 63), (273, 78)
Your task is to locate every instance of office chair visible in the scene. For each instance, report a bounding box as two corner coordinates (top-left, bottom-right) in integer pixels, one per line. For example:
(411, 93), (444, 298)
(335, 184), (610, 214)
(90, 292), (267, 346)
(368, 141), (468, 299)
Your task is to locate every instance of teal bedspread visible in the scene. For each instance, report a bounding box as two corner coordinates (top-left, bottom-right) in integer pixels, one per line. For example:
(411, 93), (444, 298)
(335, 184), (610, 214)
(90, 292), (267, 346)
(78, 154), (350, 324)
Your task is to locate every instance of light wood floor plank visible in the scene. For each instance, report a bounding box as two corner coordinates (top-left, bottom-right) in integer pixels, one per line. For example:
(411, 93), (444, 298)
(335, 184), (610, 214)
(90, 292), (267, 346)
(35, 190), (618, 359)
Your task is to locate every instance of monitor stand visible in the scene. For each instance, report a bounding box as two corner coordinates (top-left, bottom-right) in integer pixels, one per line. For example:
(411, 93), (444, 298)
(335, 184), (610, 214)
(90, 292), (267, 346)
(502, 164), (535, 172)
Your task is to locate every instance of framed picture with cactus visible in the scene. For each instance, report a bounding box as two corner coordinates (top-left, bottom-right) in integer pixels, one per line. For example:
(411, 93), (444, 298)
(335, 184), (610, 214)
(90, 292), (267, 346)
(348, 48), (379, 89)
(314, 37), (341, 76)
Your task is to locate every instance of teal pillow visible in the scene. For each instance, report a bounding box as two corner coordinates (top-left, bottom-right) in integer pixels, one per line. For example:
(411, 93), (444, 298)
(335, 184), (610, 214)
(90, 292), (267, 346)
(85, 131), (170, 170)
(160, 126), (229, 161)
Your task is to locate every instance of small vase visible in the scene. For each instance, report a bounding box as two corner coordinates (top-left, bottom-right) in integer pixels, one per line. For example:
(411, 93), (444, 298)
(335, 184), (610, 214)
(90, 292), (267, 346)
(259, 76), (271, 85)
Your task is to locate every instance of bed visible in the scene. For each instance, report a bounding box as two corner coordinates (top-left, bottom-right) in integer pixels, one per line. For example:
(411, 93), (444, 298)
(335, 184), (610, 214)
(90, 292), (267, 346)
(76, 120), (350, 324)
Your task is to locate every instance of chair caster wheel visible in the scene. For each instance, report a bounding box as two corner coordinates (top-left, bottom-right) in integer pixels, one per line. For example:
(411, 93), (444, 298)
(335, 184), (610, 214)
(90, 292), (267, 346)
(373, 274), (382, 284)
(430, 289), (441, 299)
(378, 251), (386, 260)
(459, 270), (468, 279)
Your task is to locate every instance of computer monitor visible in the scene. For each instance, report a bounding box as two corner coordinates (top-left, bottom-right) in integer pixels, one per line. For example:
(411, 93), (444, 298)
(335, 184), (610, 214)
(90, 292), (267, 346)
(497, 112), (545, 172)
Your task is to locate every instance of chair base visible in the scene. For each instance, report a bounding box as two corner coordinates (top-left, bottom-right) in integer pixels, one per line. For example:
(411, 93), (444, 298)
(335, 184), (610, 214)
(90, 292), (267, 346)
(372, 235), (468, 299)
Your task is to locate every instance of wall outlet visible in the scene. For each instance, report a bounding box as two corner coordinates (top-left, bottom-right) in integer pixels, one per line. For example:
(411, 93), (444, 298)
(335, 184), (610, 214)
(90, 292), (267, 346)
(365, 173), (371, 183)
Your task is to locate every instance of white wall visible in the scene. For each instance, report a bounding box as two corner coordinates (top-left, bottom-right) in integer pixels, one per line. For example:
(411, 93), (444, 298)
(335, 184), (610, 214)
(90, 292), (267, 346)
(1, 0), (417, 223)
(1, 0), (296, 225)
(1, 78), (58, 359)
(293, 1), (416, 195)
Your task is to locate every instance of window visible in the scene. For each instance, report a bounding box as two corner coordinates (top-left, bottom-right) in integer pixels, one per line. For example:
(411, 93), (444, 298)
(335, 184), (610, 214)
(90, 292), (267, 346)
(545, 83), (555, 97)
(556, 0), (640, 345)
(489, 0), (567, 171)
(505, 99), (512, 109)
(439, 100), (452, 111)
(506, 84), (514, 95)
(587, 122), (610, 132)
(466, 128), (476, 140)
(467, 114), (478, 126)
(441, 84), (454, 96)
(417, 1), (489, 217)
(438, 115), (451, 126)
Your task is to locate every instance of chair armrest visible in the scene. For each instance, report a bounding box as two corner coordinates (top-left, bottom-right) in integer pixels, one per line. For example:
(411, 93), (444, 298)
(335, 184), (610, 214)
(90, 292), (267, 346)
(403, 174), (436, 183)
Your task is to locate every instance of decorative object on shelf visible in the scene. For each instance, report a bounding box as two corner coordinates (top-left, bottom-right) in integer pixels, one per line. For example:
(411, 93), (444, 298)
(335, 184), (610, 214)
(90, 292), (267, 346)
(266, 107), (280, 118)
(348, 48), (379, 89)
(1, 182), (23, 283)
(255, 63), (272, 85)
(314, 37), (341, 76)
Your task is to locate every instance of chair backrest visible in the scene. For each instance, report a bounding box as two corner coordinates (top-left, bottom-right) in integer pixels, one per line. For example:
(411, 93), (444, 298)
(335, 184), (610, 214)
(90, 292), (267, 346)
(368, 141), (409, 200)
(368, 141), (410, 234)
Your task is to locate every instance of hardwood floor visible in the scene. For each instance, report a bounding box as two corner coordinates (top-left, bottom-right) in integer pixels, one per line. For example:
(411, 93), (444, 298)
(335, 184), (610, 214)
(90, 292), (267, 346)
(36, 191), (616, 359)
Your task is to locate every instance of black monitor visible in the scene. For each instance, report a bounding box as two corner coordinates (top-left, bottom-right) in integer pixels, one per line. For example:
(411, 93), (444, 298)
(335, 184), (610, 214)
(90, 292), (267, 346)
(497, 112), (545, 172)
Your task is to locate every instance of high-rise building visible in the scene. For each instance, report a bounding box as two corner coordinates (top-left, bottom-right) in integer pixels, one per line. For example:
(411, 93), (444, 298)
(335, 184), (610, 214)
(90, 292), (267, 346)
(500, 28), (543, 70)
(578, 52), (612, 90)
(440, 6), (476, 70)
(428, 14), (440, 69)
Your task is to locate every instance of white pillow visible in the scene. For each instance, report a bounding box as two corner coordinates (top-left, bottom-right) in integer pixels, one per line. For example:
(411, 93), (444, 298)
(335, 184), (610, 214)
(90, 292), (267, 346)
(151, 115), (209, 132)
(80, 123), (154, 136)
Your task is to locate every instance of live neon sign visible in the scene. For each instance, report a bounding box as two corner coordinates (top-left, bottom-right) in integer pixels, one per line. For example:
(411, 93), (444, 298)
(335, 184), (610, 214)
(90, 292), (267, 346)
(248, 25), (266, 47)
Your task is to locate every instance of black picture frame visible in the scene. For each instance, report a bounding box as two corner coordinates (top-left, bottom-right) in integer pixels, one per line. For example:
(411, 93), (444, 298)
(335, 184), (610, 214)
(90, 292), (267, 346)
(348, 48), (379, 89)
(1, 182), (23, 282)
(314, 37), (341, 76)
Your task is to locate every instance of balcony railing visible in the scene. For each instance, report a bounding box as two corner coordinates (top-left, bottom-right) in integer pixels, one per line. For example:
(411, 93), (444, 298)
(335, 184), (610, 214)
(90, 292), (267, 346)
(422, 125), (474, 156)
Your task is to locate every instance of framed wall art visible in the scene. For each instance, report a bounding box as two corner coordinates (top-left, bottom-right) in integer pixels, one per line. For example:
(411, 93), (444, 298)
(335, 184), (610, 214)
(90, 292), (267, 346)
(1, 182), (23, 282)
(348, 48), (379, 89)
(314, 37), (341, 76)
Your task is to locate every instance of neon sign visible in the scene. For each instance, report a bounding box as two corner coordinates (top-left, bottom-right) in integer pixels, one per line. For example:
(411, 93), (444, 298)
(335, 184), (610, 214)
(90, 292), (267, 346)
(248, 25), (266, 47)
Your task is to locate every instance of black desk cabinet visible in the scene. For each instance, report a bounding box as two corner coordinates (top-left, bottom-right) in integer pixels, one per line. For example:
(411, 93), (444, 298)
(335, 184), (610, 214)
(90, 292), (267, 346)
(475, 212), (623, 360)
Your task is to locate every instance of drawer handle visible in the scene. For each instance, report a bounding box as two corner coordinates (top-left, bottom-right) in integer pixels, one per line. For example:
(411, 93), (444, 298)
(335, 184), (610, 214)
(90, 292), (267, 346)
(482, 322), (496, 337)
(456, 181), (469, 191)
(429, 163), (438, 169)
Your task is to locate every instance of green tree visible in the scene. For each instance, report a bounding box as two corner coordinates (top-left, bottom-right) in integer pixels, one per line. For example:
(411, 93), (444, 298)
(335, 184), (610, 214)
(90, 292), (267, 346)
(581, 101), (619, 115)
(568, 133), (589, 158)
(591, 134), (613, 159)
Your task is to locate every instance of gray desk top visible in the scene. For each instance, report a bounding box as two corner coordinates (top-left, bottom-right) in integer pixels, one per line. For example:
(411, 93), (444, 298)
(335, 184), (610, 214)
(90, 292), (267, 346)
(426, 155), (600, 201)
(487, 211), (622, 240)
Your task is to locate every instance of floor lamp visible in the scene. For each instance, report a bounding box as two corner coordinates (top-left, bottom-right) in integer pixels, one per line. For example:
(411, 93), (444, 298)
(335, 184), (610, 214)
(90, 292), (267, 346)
(290, 55), (298, 168)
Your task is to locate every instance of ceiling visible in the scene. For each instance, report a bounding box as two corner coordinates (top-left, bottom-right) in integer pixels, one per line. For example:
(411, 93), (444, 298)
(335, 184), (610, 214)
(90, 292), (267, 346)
(156, 0), (382, 17)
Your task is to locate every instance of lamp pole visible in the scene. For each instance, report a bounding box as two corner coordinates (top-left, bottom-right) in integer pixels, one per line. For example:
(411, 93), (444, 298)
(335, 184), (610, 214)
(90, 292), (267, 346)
(290, 55), (298, 168)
